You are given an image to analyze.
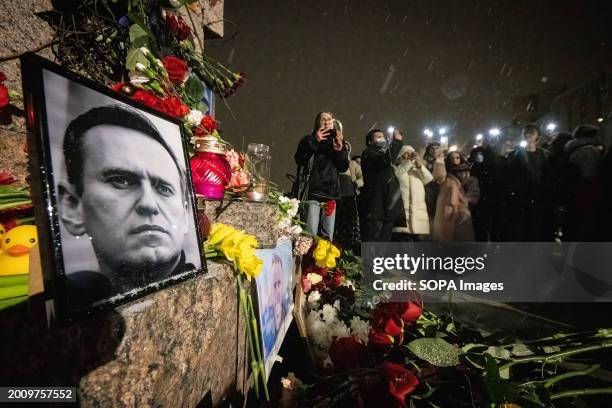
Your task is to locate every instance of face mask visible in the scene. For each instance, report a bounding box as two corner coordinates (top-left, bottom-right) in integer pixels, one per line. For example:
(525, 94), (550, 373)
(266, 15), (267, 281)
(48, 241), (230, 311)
(374, 139), (387, 149)
(474, 153), (484, 163)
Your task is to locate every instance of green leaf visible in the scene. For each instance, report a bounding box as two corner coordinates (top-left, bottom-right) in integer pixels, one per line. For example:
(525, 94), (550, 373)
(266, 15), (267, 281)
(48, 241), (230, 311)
(129, 23), (149, 48)
(126, 47), (149, 71)
(511, 343), (535, 357)
(185, 74), (206, 102)
(406, 338), (461, 367)
(485, 346), (511, 360)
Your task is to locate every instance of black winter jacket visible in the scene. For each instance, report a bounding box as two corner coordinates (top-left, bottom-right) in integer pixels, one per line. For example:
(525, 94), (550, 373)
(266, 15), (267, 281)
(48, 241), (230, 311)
(361, 139), (404, 222)
(294, 135), (350, 201)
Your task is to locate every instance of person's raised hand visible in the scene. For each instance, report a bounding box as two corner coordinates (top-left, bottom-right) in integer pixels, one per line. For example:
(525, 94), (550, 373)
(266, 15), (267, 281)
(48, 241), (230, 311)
(393, 129), (403, 140)
(414, 154), (422, 168)
(315, 127), (329, 143)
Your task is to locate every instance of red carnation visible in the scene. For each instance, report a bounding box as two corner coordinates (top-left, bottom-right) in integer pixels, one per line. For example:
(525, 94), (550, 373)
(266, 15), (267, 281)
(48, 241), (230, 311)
(325, 200), (336, 216)
(158, 96), (190, 118)
(378, 362), (419, 408)
(131, 88), (163, 110)
(162, 56), (189, 83)
(165, 13), (191, 41)
(329, 336), (368, 372)
(194, 115), (217, 136)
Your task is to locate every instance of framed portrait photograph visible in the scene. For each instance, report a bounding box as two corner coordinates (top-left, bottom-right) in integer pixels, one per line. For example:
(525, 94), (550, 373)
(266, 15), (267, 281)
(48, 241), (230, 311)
(20, 54), (206, 327)
(254, 238), (294, 379)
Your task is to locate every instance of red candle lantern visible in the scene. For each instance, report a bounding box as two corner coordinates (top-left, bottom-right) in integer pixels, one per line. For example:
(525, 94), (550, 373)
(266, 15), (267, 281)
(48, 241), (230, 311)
(190, 135), (231, 200)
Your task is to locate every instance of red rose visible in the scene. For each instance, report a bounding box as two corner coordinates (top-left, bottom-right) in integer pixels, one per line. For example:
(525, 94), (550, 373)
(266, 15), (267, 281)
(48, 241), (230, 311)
(162, 56), (189, 83)
(0, 84), (9, 110)
(371, 304), (404, 339)
(325, 200), (336, 216)
(368, 330), (394, 357)
(158, 96), (189, 118)
(378, 362), (419, 408)
(165, 13), (191, 40)
(329, 336), (368, 372)
(397, 301), (422, 324)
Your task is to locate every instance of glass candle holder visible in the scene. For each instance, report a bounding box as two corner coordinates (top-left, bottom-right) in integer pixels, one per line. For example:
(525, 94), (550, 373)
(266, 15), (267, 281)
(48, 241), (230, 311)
(245, 143), (270, 202)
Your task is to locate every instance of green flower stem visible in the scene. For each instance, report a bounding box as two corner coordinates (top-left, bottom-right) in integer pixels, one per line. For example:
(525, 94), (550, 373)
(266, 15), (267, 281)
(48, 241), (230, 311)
(247, 293), (270, 401)
(499, 342), (612, 372)
(543, 364), (600, 388)
(236, 275), (260, 398)
(550, 386), (612, 400)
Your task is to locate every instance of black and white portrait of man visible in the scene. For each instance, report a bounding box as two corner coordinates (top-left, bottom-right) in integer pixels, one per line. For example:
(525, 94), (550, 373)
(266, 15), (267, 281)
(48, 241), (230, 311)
(41, 68), (202, 312)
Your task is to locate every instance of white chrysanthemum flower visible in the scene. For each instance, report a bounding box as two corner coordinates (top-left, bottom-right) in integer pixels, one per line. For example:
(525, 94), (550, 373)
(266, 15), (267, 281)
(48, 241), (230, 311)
(341, 279), (356, 290)
(307, 311), (329, 348)
(327, 320), (350, 341)
(307, 290), (321, 309)
(279, 196), (291, 204)
(185, 109), (204, 127)
(321, 304), (337, 323)
(350, 316), (371, 345)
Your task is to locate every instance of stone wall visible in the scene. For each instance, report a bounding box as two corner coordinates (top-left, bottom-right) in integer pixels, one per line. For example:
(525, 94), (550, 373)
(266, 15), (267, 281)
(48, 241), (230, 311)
(1, 261), (249, 407)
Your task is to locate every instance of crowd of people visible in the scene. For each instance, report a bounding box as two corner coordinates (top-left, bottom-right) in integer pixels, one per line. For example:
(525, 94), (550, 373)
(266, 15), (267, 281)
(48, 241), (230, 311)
(292, 111), (612, 249)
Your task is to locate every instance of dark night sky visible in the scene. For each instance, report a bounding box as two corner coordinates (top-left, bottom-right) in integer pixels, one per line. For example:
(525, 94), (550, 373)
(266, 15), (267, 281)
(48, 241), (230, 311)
(207, 0), (612, 191)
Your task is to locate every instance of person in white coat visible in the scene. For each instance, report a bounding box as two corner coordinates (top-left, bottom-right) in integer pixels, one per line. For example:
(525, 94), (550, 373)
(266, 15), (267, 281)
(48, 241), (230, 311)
(391, 145), (434, 241)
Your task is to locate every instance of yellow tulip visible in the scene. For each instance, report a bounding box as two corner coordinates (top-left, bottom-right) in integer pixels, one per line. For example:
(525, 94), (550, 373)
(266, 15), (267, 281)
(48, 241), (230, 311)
(238, 254), (263, 280)
(207, 224), (235, 247)
(219, 231), (246, 261)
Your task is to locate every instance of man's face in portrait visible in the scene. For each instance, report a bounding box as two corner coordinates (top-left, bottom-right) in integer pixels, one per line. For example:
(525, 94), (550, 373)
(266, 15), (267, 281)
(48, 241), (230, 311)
(61, 125), (187, 275)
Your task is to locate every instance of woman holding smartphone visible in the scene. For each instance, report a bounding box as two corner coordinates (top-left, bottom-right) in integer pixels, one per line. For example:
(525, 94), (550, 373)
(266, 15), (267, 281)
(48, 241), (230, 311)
(294, 111), (349, 241)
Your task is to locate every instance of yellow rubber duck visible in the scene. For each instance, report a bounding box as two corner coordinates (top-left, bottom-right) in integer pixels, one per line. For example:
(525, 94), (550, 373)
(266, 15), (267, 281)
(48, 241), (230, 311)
(0, 225), (38, 276)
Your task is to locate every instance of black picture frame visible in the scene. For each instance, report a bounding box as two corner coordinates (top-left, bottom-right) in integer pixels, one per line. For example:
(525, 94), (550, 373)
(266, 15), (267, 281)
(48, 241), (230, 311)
(20, 53), (206, 328)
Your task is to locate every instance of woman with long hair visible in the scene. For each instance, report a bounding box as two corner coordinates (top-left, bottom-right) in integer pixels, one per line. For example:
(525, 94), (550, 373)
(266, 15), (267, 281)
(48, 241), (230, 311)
(294, 111), (349, 241)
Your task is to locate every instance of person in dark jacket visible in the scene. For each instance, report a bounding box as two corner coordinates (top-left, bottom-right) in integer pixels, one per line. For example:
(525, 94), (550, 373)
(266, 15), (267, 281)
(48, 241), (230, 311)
(360, 128), (403, 242)
(563, 124), (606, 241)
(499, 124), (552, 241)
(423, 141), (442, 219)
(468, 145), (500, 241)
(294, 111), (349, 241)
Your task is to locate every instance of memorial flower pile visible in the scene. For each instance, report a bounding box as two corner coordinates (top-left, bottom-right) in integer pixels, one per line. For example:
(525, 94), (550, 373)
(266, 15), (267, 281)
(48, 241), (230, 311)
(287, 237), (612, 407)
(111, 47), (223, 143)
